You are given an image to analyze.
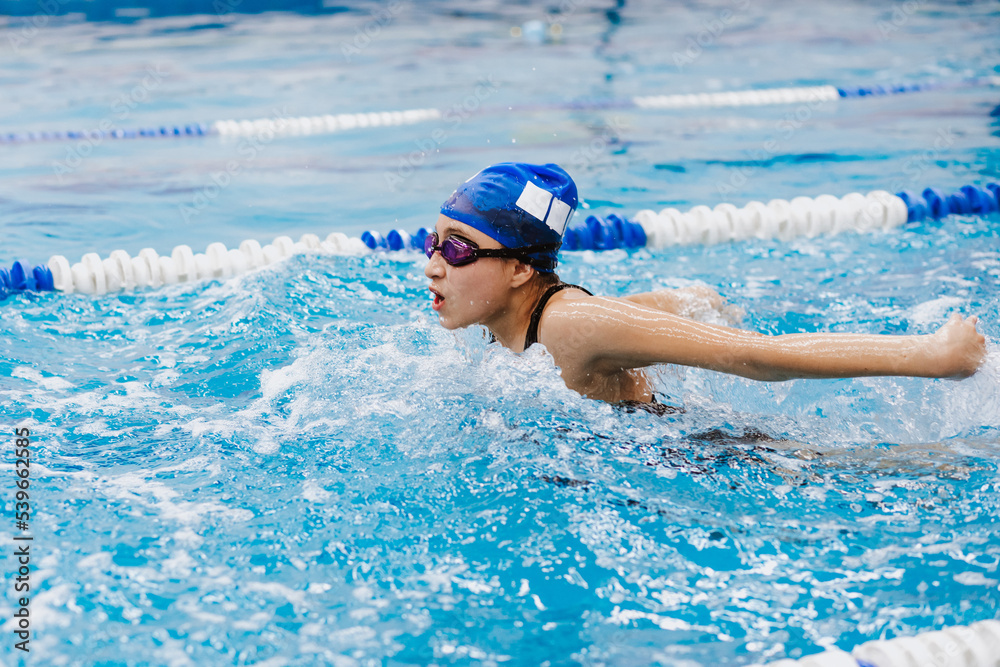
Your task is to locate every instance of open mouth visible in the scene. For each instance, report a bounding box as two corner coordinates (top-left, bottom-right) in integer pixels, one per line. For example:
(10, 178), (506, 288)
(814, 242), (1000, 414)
(430, 287), (444, 311)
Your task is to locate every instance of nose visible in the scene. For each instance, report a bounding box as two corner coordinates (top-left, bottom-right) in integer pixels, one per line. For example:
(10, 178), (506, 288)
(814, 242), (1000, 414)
(424, 250), (445, 278)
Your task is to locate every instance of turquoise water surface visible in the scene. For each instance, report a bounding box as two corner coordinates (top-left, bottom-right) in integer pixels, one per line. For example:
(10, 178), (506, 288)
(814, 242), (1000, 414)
(1, 1), (999, 665)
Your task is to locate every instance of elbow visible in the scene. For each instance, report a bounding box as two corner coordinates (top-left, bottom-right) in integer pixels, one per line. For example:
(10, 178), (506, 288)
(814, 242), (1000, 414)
(737, 364), (795, 382)
(755, 370), (798, 382)
(727, 338), (799, 382)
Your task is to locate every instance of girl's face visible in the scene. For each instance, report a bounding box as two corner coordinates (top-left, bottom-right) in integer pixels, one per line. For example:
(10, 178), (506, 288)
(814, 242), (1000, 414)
(424, 215), (518, 330)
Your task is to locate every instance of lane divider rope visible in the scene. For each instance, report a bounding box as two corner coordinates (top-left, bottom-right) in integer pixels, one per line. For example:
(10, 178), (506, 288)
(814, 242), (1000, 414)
(1, 182), (995, 299)
(753, 618), (1000, 667)
(2, 77), (998, 144)
(10, 233), (367, 297)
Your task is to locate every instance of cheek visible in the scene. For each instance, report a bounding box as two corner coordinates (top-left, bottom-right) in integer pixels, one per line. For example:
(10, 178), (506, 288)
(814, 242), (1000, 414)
(448, 265), (507, 309)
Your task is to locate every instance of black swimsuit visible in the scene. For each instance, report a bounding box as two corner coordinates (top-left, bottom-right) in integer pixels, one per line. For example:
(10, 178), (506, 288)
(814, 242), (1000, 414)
(523, 282), (593, 349)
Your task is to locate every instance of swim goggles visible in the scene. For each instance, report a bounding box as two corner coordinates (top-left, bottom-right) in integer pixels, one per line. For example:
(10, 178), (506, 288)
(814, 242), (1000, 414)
(423, 232), (558, 269)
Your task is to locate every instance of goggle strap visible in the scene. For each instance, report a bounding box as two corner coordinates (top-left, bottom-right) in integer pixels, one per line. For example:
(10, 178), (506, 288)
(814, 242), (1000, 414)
(475, 243), (561, 269)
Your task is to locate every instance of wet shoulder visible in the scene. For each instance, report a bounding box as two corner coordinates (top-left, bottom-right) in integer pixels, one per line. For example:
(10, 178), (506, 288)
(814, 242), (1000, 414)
(534, 288), (605, 355)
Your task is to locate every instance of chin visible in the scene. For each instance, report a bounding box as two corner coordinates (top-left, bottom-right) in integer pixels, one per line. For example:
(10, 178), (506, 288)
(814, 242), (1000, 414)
(436, 314), (462, 330)
(437, 310), (480, 331)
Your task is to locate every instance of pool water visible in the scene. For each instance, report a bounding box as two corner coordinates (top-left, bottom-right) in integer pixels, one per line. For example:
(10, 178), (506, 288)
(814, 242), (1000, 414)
(1, 1), (999, 665)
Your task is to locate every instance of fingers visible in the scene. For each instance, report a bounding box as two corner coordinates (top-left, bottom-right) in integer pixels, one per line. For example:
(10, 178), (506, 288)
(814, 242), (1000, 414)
(960, 314), (981, 334)
(945, 313), (981, 329)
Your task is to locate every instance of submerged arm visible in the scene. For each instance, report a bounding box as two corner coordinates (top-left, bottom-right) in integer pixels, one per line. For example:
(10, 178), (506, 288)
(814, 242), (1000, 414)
(623, 285), (743, 324)
(624, 285), (723, 313)
(547, 299), (986, 381)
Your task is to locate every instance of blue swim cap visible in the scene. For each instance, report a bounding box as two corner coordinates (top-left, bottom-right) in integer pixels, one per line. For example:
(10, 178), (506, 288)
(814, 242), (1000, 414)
(440, 162), (577, 272)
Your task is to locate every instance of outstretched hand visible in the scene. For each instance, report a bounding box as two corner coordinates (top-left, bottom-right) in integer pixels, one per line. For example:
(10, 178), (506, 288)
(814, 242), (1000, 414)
(932, 314), (987, 378)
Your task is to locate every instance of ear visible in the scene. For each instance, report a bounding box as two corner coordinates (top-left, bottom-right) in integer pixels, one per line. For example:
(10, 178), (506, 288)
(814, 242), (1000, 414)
(508, 260), (535, 289)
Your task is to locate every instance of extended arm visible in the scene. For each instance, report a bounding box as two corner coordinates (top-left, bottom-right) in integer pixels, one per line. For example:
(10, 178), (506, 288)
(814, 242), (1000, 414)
(546, 298), (986, 381)
(725, 315), (985, 380)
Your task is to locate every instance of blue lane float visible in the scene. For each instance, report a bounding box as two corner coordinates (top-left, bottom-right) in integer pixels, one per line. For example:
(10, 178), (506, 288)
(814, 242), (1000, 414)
(364, 182), (997, 253)
(1, 182), (996, 298)
(0, 124), (212, 144)
(0, 260), (55, 300)
(2, 76), (998, 145)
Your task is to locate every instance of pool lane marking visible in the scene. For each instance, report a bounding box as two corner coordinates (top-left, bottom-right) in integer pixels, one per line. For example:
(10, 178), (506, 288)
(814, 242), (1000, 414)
(3, 77), (999, 144)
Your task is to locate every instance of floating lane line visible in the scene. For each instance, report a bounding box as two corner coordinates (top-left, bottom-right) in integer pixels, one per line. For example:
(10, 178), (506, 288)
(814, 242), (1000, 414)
(2, 77), (998, 144)
(2, 182), (996, 299)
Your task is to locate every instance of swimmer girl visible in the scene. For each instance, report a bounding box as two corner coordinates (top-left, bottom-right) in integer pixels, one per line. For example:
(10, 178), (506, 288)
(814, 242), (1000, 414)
(424, 163), (987, 406)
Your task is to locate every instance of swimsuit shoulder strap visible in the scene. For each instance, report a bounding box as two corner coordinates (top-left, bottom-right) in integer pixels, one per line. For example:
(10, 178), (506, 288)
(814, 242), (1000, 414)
(524, 282), (593, 349)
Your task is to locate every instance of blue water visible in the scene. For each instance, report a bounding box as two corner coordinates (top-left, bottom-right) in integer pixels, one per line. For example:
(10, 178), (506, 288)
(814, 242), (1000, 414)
(2, 1), (1000, 665)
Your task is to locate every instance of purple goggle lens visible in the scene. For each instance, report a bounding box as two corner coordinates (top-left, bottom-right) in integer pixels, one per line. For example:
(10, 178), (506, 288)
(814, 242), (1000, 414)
(423, 232), (479, 266)
(423, 232), (560, 269)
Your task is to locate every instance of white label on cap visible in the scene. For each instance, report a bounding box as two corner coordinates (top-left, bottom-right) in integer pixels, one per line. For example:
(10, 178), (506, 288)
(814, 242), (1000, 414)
(516, 181), (553, 223)
(547, 197), (572, 234)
